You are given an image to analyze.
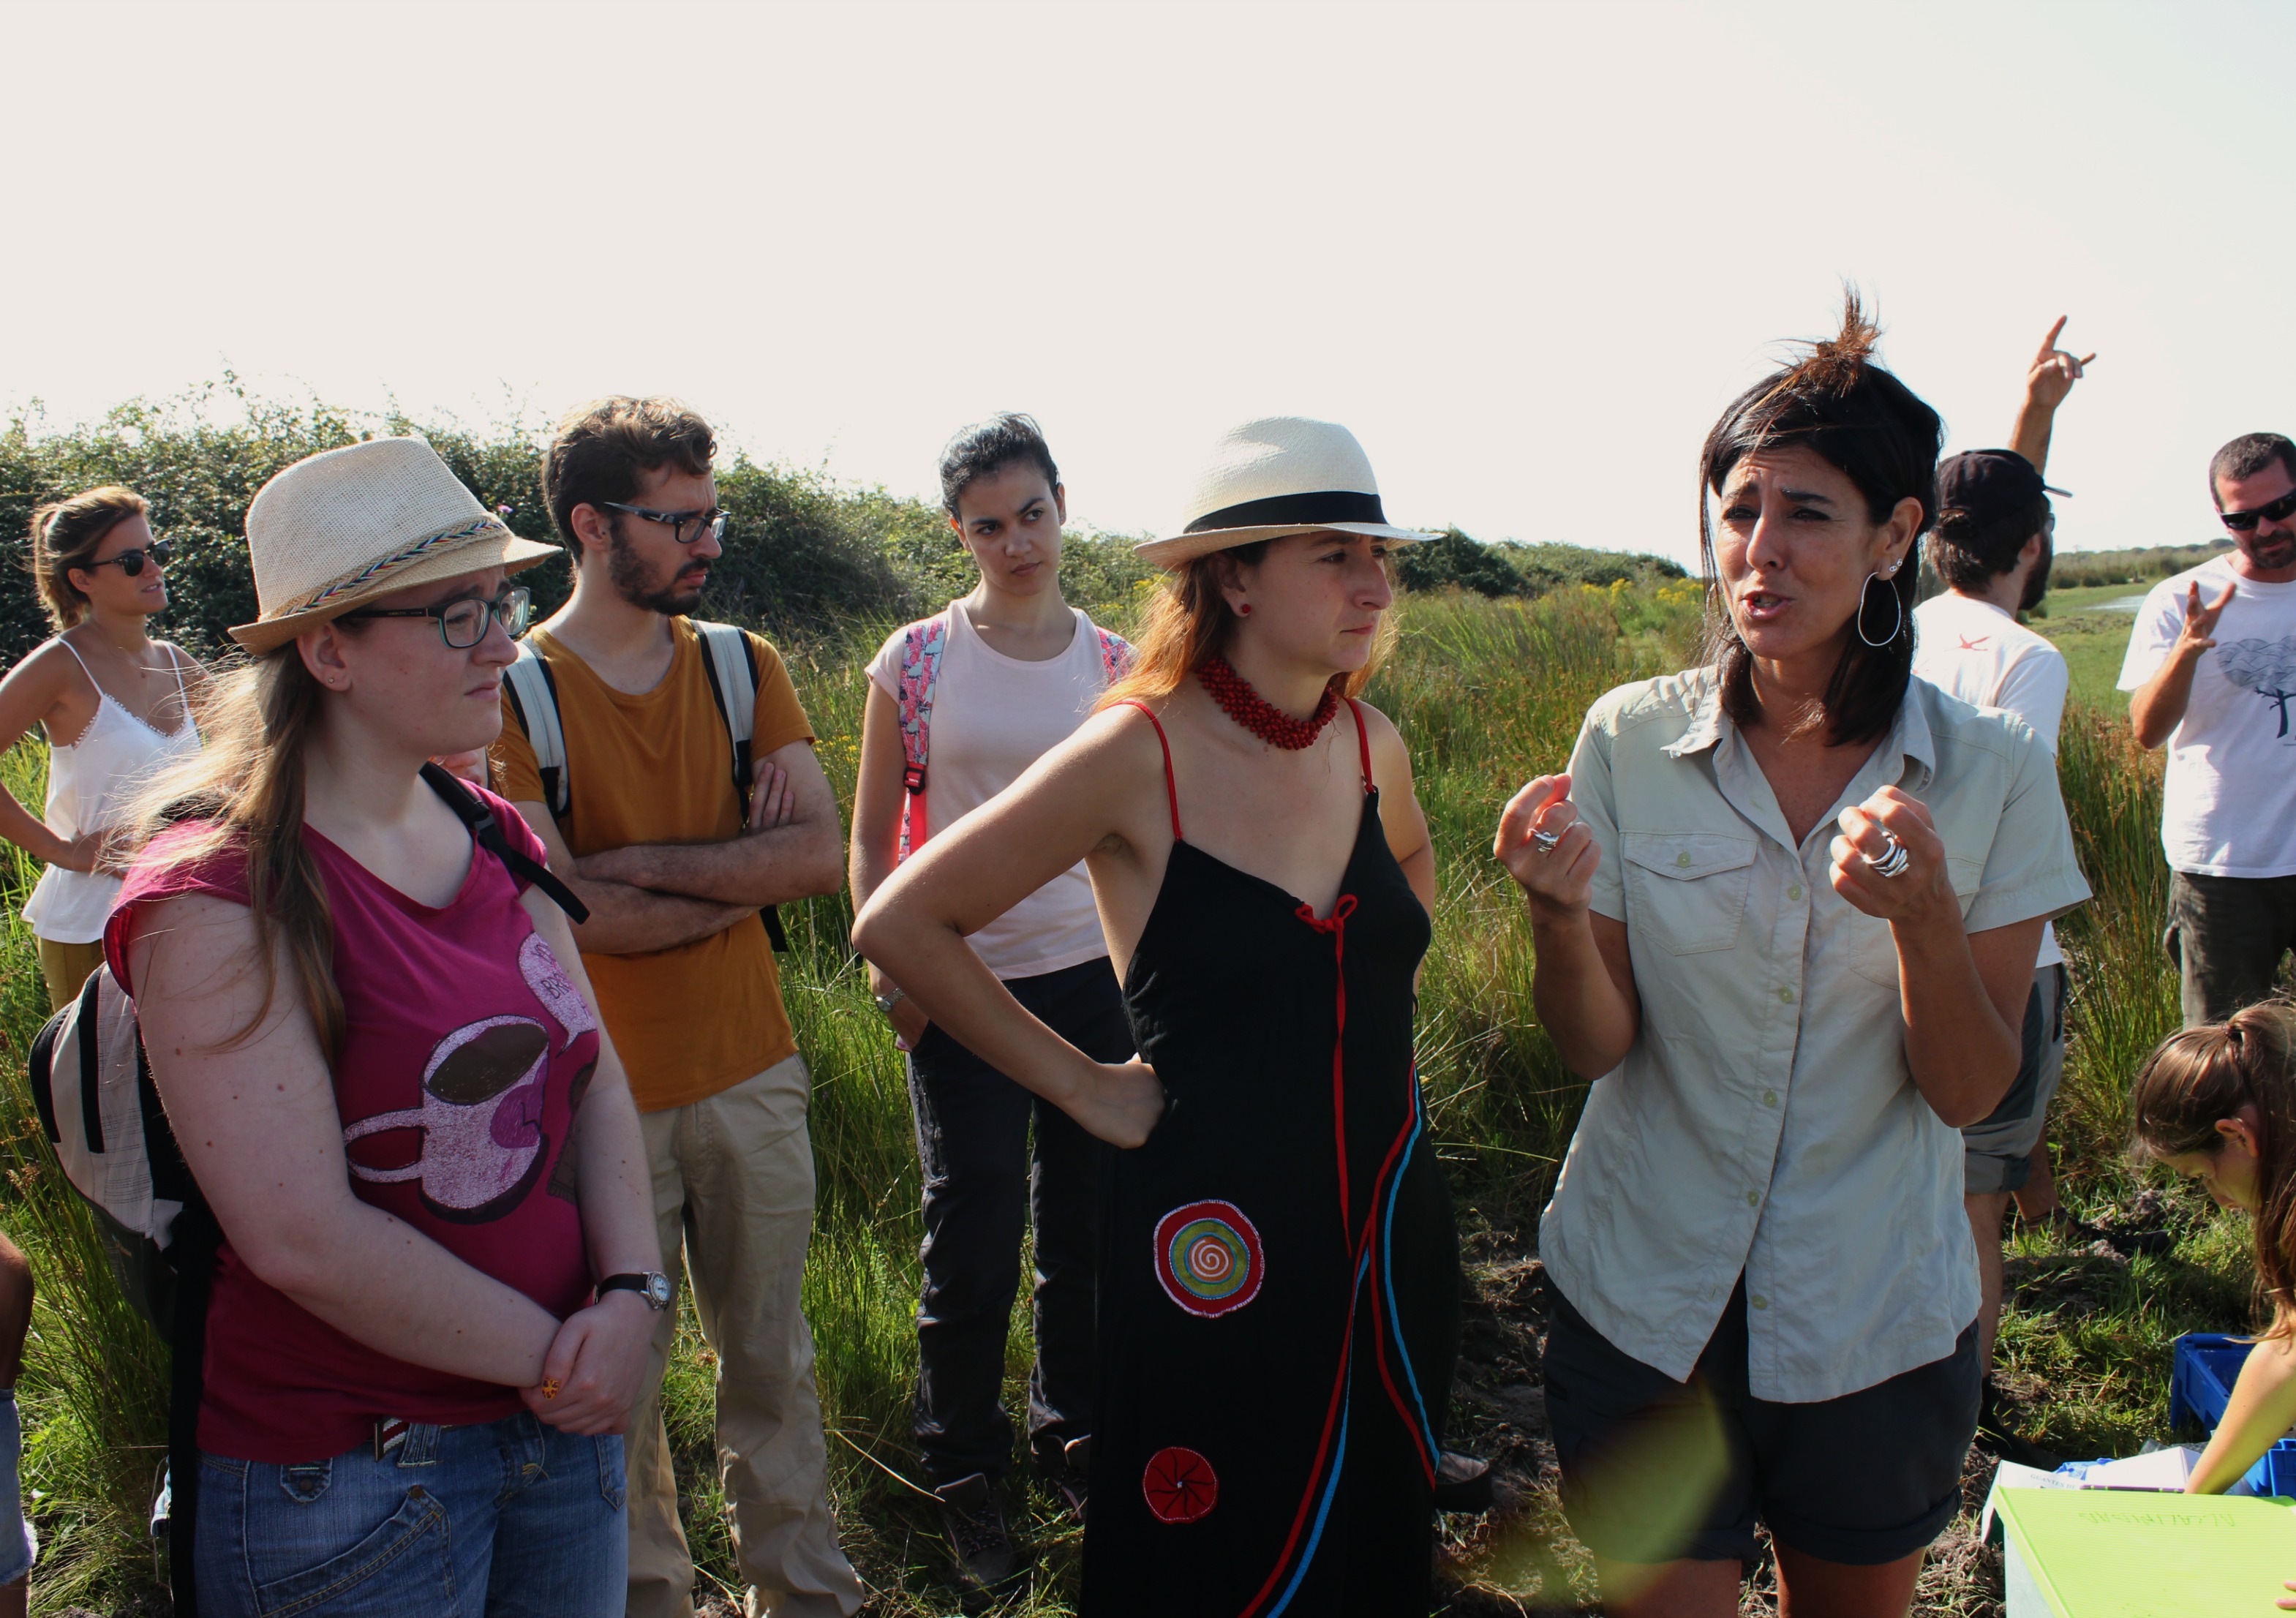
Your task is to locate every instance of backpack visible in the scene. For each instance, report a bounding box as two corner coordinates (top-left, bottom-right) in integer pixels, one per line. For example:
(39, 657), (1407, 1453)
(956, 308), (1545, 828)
(505, 620), (788, 949)
(25, 764), (587, 1616)
(895, 609), (1132, 861)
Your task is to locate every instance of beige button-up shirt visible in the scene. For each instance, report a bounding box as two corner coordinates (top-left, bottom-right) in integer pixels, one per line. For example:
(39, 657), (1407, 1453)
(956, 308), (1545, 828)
(1539, 669), (2090, 1402)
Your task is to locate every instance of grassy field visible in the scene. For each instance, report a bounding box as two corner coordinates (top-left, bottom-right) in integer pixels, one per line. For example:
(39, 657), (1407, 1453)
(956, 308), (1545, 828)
(0, 579), (2252, 1617)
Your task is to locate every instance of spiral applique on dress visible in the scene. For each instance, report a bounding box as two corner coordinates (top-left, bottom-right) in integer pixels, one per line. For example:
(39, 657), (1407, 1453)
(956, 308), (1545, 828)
(1143, 1446), (1219, 1524)
(1153, 1200), (1265, 1317)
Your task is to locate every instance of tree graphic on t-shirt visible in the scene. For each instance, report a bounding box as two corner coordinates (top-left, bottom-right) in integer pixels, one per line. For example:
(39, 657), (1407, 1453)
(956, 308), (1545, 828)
(2220, 636), (2296, 741)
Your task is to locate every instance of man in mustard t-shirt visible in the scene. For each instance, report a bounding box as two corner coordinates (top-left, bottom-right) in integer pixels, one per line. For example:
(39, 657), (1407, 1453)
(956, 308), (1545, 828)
(494, 397), (862, 1618)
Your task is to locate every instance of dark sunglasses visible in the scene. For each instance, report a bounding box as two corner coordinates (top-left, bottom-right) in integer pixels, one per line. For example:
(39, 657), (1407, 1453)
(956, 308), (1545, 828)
(2220, 489), (2296, 533)
(339, 586), (532, 650)
(601, 501), (729, 546)
(87, 539), (173, 577)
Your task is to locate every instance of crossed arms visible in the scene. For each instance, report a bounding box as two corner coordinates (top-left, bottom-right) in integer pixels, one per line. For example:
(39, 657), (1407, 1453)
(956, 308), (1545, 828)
(511, 736), (844, 956)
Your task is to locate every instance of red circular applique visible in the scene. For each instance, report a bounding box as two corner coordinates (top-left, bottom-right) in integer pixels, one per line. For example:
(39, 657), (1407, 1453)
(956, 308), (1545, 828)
(1143, 1446), (1219, 1524)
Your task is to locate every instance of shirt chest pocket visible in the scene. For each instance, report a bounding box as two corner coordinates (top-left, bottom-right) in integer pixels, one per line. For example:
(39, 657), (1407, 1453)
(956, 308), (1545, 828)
(1849, 856), (1987, 987)
(1621, 832), (1758, 955)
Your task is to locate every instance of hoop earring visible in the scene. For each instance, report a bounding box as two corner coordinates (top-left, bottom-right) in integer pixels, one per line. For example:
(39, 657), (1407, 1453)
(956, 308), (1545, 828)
(1856, 571), (1903, 649)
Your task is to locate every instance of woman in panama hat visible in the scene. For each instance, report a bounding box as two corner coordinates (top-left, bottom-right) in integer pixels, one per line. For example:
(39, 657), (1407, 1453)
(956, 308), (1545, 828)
(857, 415), (1460, 1614)
(108, 437), (662, 1615)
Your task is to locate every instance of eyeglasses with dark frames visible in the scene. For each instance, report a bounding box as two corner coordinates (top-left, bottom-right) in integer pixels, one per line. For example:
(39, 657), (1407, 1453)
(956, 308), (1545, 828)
(2220, 489), (2296, 533)
(339, 586), (532, 649)
(600, 502), (729, 546)
(86, 539), (173, 578)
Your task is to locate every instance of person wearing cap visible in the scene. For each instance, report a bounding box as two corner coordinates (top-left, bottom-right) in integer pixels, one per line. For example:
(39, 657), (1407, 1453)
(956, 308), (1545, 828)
(2123, 431), (2296, 1026)
(1911, 323), (2096, 1468)
(855, 416), (1458, 1614)
(490, 398), (862, 1618)
(107, 437), (661, 1614)
(1500, 298), (2089, 1617)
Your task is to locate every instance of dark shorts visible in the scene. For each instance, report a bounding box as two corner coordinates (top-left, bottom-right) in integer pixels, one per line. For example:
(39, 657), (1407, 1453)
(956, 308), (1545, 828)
(1962, 964), (2067, 1196)
(2167, 871), (2296, 1028)
(1541, 1279), (1979, 1568)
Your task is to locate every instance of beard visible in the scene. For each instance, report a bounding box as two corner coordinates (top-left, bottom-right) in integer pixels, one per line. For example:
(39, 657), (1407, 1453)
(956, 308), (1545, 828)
(607, 524), (706, 617)
(2246, 528), (2296, 573)
(2018, 534), (2055, 613)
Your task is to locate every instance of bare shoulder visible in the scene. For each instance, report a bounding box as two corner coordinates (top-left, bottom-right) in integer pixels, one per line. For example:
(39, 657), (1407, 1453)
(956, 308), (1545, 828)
(9, 639), (84, 693)
(1350, 697), (1415, 783)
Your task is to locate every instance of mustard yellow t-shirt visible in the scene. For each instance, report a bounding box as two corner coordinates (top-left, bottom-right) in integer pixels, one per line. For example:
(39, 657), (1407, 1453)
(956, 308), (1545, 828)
(492, 619), (816, 1112)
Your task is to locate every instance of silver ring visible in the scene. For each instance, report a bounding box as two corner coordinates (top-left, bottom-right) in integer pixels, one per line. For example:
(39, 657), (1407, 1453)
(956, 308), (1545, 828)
(1532, 827), (1562, 855)
(1870, 830), (1911, 879)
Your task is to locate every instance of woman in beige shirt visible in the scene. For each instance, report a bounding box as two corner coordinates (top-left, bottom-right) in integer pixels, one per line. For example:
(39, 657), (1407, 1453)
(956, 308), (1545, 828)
(1497, 298), (2088, 1618)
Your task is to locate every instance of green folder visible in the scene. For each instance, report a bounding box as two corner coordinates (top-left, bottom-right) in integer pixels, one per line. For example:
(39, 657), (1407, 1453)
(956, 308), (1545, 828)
(1994, 1487), (2296, 1615)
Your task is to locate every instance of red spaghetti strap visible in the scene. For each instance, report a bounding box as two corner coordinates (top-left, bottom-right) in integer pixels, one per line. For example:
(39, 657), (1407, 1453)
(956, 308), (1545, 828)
(1119, 699), (1183, 840)
(1347, 698), (1374, 794)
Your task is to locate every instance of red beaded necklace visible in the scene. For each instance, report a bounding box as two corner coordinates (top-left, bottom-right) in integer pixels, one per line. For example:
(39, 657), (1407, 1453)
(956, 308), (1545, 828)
(1198, 656), (1339, 750)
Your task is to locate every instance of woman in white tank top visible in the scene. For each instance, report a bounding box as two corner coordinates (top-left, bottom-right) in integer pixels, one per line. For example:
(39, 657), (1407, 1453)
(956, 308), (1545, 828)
(0, 487), (204, 1007)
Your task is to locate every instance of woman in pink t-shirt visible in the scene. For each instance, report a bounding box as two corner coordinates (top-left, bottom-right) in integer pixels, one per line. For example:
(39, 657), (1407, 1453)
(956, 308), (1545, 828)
(109, 440), (661, 1617)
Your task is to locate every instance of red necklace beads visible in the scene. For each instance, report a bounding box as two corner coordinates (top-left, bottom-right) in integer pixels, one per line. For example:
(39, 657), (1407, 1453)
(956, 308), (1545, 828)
(1198, 656), (1339, 750)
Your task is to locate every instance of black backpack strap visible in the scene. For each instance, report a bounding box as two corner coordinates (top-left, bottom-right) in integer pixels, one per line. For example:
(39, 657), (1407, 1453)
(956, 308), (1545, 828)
(420, 764), (591, 925)
(167, 1194), (221, 1618)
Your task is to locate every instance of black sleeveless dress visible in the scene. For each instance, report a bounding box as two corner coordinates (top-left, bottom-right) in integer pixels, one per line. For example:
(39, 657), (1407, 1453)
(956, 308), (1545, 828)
(1083, 700), (1458, 1617)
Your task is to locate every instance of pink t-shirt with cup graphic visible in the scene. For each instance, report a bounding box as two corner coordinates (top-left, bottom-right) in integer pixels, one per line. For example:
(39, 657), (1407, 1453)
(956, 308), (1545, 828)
(107, 786), (601, 1463)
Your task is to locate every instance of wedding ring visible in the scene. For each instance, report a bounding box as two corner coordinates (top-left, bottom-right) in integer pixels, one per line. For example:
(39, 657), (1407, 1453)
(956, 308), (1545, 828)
(1870, 830), (1911, 879)
(1532, 827), (1562, 855)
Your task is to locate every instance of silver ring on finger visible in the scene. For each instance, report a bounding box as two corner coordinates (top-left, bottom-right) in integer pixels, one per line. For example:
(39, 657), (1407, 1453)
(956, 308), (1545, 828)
(1869, 829), (1911, 879)
(1532, 827), (1562, 855)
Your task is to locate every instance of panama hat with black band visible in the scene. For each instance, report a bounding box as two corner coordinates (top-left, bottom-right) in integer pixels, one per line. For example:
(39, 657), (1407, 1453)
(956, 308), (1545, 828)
(1135, 416), (1437, 568)
(229, 437), (560, 655)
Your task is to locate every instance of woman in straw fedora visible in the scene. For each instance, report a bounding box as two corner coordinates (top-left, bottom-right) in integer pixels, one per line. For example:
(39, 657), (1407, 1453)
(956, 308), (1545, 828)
(107, 438), (661, 1616)
(857, 416), (1459, 1614)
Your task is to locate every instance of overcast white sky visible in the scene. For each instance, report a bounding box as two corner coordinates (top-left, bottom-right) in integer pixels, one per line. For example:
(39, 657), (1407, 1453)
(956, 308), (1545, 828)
(2, 0), (2288, 567)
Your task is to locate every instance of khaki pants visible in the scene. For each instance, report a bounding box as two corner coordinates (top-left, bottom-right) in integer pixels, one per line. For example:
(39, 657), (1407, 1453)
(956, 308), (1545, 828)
(627, 1054), (864, 1618)
(35, 937), (104, 1014)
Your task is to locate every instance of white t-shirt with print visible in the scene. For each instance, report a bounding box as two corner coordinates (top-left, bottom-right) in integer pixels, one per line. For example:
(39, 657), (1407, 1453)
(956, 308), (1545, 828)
(867, 603), (1114, 980)
(2118, 554), (2296, 878)
(1912, 591), (2070, 968)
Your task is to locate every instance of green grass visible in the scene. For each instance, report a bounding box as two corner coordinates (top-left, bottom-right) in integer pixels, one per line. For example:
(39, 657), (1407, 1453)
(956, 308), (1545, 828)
(0, 581), (2261, 1616)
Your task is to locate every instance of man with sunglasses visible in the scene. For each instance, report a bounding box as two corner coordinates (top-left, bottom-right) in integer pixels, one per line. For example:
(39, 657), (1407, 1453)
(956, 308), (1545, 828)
(492, 397), (863, 1618)
(2123, 432), (2296, 1026)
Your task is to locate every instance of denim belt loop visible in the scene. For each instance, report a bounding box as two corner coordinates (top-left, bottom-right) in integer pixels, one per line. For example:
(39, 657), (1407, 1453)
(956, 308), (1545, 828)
(395, 1422), (443, 1469)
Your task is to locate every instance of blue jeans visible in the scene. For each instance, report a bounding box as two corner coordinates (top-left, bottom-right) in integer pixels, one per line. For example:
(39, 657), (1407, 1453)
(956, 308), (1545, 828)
(196, 1414), (626, 1617)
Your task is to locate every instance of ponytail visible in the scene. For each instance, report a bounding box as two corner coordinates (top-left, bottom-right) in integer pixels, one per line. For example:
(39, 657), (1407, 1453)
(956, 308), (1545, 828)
(2134, 1001), (2296, 1339)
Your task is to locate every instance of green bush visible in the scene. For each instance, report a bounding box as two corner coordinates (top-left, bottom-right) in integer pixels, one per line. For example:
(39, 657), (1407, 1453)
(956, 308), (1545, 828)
(0, 385), (1166, 666)
(1394, 527), (1686, 600)
(2050, 542), (2229, 592)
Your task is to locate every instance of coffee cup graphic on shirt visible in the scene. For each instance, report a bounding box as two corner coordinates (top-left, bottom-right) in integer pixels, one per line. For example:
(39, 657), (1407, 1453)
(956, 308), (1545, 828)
(339, 934), (600, 1224)
(342, 1016), (554, 1223)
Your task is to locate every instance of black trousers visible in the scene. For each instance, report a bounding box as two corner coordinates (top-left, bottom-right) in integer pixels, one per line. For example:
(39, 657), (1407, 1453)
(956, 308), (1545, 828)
(907, 956), (1132, 1486)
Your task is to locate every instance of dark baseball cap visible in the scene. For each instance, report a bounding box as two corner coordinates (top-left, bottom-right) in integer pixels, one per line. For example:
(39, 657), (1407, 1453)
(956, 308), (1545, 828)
(1936, 450), (2067, 527)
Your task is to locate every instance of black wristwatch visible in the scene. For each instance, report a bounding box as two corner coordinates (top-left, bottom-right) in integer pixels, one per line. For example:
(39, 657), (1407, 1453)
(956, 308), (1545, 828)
(598, 1271), (673, 1311)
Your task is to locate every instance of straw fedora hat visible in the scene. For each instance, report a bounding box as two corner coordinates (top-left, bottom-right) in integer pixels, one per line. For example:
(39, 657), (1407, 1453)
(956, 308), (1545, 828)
(229, 437), (560, 653)
(1134, 415), (1436, 568)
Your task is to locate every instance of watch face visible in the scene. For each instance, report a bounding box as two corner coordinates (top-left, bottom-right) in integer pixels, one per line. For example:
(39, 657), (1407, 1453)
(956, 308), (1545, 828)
(645, 1273), (673, 1309)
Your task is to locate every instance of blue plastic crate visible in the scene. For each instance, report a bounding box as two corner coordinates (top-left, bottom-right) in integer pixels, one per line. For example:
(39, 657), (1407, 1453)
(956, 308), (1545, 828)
(2169, 1332), (2252, 1432)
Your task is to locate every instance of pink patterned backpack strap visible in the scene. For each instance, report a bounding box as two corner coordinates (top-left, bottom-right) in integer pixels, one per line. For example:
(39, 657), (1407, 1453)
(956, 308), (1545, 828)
(1096, 625), (1134, 684)
(895, 610), (953, 862)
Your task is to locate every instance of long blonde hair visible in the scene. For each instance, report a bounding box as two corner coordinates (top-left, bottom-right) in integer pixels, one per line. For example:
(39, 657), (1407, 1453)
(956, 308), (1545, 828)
(128, 647), (346, 1057)
(1099, 541), (1395, 711)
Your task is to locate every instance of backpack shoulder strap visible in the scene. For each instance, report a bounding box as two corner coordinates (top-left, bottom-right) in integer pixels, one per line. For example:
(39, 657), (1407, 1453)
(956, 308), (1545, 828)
(420, 763), (590, 925)
(692, 620), (759, 792)
(689, 622), (788, 952)
(1096, 624), (1134, 683)
(503, 639), (569, 819)
(895, 611), (954, 862)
